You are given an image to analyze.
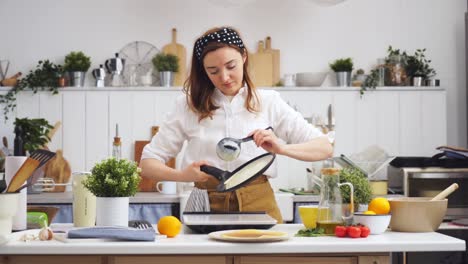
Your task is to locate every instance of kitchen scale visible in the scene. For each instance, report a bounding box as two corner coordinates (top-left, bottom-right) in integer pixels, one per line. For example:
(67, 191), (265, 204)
(183, 211), (277, 234)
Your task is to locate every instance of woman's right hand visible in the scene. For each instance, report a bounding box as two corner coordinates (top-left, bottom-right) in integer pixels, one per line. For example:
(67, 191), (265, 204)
(180, 161), (212, 182)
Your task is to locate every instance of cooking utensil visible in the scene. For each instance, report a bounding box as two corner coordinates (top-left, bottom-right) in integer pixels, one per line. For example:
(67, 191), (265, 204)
(6, 149), (56, 193)
(200, 152), (275, 192)
(264, 36), (280, 85)
(248, 40), (273, 87)
(431, 183), (459, 201)
(162, 28), (187, 86)
(216, 126), (272, 161)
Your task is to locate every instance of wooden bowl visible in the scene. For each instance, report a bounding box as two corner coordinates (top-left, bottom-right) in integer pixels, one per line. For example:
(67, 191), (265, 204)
(389, 197), (447, 232)
(27, 206), (59, 226)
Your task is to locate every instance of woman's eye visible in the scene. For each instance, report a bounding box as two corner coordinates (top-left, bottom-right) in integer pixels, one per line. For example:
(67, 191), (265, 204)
(227, 65), (236, 70)
(209, 70), (218, 75)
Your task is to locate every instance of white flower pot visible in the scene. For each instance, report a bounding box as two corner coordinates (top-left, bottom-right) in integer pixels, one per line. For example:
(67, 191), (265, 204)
(96, 197), (129, 227)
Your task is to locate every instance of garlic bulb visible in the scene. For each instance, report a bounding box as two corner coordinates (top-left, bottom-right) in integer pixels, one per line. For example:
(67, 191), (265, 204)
(39, 227), (54, 241)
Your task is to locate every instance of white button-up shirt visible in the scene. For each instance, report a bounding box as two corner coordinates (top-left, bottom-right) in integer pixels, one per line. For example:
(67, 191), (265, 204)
(141, 87), (325, 178)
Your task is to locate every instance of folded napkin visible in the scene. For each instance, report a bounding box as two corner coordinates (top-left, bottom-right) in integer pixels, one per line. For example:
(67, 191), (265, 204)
(67, 226), (156, 241)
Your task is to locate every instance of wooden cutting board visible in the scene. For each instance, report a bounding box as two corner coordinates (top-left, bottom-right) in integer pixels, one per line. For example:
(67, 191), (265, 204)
(135, 126), (176, 192)
(248, 40), (273, 87)
(43, 149), (71, 192)
(162, 28), (187, 86)
(265, 36), (280, 85)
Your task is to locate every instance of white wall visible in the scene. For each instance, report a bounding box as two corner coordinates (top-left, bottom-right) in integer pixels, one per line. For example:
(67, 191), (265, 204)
(0, 0), (466, 147)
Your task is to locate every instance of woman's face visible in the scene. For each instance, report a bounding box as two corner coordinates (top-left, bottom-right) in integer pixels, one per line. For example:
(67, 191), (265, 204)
(203, 46), (246, 96)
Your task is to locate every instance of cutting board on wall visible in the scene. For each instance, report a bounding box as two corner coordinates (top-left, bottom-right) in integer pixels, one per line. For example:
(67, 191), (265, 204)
(162, 28), (187, 86)
(264, 36), (280, 85)
(248, 40), (273, 87)
(135, 126), (176, 192)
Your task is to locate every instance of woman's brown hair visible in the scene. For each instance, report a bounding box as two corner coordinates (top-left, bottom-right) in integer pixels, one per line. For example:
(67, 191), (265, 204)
(183, 27), (259, 121)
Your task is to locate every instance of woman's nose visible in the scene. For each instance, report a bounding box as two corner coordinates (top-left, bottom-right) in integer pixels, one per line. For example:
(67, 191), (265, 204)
(220, 70), (230, 82)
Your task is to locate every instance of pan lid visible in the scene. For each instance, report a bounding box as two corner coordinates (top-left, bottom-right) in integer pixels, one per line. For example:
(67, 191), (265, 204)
(222, 153), (275, 191)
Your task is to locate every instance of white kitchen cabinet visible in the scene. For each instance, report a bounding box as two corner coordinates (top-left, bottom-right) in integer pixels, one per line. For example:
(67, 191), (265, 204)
(0, 87), (447, 191)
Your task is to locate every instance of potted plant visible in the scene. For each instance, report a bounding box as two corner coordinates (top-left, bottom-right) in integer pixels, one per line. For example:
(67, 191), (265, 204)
(152, 53), (179, 87)
(329, 57), (354, 87)
(405, 49), (436, 86)
(64, 51), (92, 87)
(339, 167), (372, 212)
(1, 60), (63, 120)
(13, 117), (53, 155)
(83, 157), (141, 226)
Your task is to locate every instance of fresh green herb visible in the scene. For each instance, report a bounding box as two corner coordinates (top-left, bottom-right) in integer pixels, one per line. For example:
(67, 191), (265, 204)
(339, 167), (372, 206)
(295, 227), (325, 237)
(152, 53), (180, 72)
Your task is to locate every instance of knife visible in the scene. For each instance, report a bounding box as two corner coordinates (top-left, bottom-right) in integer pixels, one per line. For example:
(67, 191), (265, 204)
(327, 104), (335, 132)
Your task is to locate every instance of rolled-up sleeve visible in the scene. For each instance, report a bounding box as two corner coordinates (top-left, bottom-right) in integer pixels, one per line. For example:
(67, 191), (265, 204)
(141, 96), (187, 163)
(268, 91), (325, 144)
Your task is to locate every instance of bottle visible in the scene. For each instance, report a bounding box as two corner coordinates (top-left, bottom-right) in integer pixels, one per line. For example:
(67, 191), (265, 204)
(13, 125), (25, 156)
(112, 124), (121, 159)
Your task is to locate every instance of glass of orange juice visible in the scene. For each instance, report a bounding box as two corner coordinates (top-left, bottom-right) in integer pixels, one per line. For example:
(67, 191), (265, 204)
(298, 205), (319, 229)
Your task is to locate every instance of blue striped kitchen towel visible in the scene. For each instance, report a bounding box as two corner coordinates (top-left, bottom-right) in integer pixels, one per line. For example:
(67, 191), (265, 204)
(67, 226), (156, 241)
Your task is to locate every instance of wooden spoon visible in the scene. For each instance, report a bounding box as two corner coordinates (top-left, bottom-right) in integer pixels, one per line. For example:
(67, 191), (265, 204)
(431, 183), (459, 201)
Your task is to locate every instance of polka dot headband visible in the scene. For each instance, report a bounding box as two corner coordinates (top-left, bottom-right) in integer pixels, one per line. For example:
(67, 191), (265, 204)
(194, 27), (245, 61)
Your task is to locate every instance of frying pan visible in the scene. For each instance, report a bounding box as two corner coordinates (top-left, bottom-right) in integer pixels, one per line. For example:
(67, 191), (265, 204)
(200, 153), (275, 192)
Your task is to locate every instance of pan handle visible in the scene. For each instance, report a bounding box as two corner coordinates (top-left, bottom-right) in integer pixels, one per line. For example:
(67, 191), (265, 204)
(200, 165), (229, 182)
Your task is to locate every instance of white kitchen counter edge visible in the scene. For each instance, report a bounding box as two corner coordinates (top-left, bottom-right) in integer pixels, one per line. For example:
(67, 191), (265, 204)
(0, 224), (464, 255)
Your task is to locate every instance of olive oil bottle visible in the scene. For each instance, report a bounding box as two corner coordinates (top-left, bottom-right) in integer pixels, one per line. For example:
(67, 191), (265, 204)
(317, 221), (343, 235)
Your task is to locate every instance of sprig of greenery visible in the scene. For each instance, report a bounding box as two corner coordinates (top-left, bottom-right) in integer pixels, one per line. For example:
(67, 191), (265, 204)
(295, 227), (325, 237)
(329, 58), (354, 72)
(0, 60), (62, 120)
(14, 117), (53, 154)
(360, 68), (379, 97)
(152, 53), (180, 72)
(83, 157), (141, 197)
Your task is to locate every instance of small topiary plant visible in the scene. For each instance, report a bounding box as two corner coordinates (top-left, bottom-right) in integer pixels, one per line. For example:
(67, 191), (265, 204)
(83, 157), (141, 197)
(64, 51), (92, 72)
(329, 57), (354, 72)
(152, 53), (179, 72)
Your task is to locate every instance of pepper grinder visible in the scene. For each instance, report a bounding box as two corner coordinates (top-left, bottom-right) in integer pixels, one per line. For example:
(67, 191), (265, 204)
(13, 125), (25, 156)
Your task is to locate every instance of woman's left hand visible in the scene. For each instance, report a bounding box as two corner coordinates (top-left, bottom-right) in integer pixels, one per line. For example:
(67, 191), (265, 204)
(250, 128), (284, 154)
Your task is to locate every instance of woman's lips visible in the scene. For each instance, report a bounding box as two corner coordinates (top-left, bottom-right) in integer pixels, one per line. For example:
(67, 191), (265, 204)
(224, 82), (233, 88)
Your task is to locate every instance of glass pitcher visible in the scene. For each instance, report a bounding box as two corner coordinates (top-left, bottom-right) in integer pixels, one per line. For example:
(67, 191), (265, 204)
(317, 168), (354, 235)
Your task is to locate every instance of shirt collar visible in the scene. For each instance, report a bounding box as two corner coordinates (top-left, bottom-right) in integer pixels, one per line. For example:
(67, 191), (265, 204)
(213, 86), (247, 103)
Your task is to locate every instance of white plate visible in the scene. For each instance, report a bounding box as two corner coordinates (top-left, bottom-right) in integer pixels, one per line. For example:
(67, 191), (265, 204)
(208, 229), (289, 242)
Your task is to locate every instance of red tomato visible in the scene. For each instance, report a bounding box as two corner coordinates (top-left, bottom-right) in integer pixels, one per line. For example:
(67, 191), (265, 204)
(359, 226), (370, 238)
(335, 225), (347, 237)
(347, 226), (362, 238)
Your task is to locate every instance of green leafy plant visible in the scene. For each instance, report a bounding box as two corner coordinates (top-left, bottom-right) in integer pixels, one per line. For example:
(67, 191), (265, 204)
(64, 51), (91, 72)
(0, 60), (62, 120)
(14, 117), (53, 154)
(295, 227), (325, 237)
(152, 53), (179, 72)
(329, 58), (354, 72)
(83, 157), (141, 197)
(360, 68), (379, 97)
(405, 48), (436, 79)
(339, 167), (372, 206)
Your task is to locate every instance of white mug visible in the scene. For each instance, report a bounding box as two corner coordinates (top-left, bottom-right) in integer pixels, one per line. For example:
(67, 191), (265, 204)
(156, 181), (177, 195)
(283, 74), (296, 87)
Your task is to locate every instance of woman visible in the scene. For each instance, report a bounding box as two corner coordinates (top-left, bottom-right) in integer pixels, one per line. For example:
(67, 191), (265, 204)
(140, 27), (333, 222)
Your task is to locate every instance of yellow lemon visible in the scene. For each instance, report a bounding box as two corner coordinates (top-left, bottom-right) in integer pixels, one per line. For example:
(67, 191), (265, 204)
(363, 210), (376, 215)
(368, 197), (391, 214)
(157, 216), (182, 238)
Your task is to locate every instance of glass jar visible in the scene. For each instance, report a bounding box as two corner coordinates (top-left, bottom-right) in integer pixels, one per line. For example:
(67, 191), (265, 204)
(385, 55), (407, 86)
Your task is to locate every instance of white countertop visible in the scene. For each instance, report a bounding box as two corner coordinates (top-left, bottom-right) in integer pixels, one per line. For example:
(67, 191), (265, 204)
(0, 224), (464, 255)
